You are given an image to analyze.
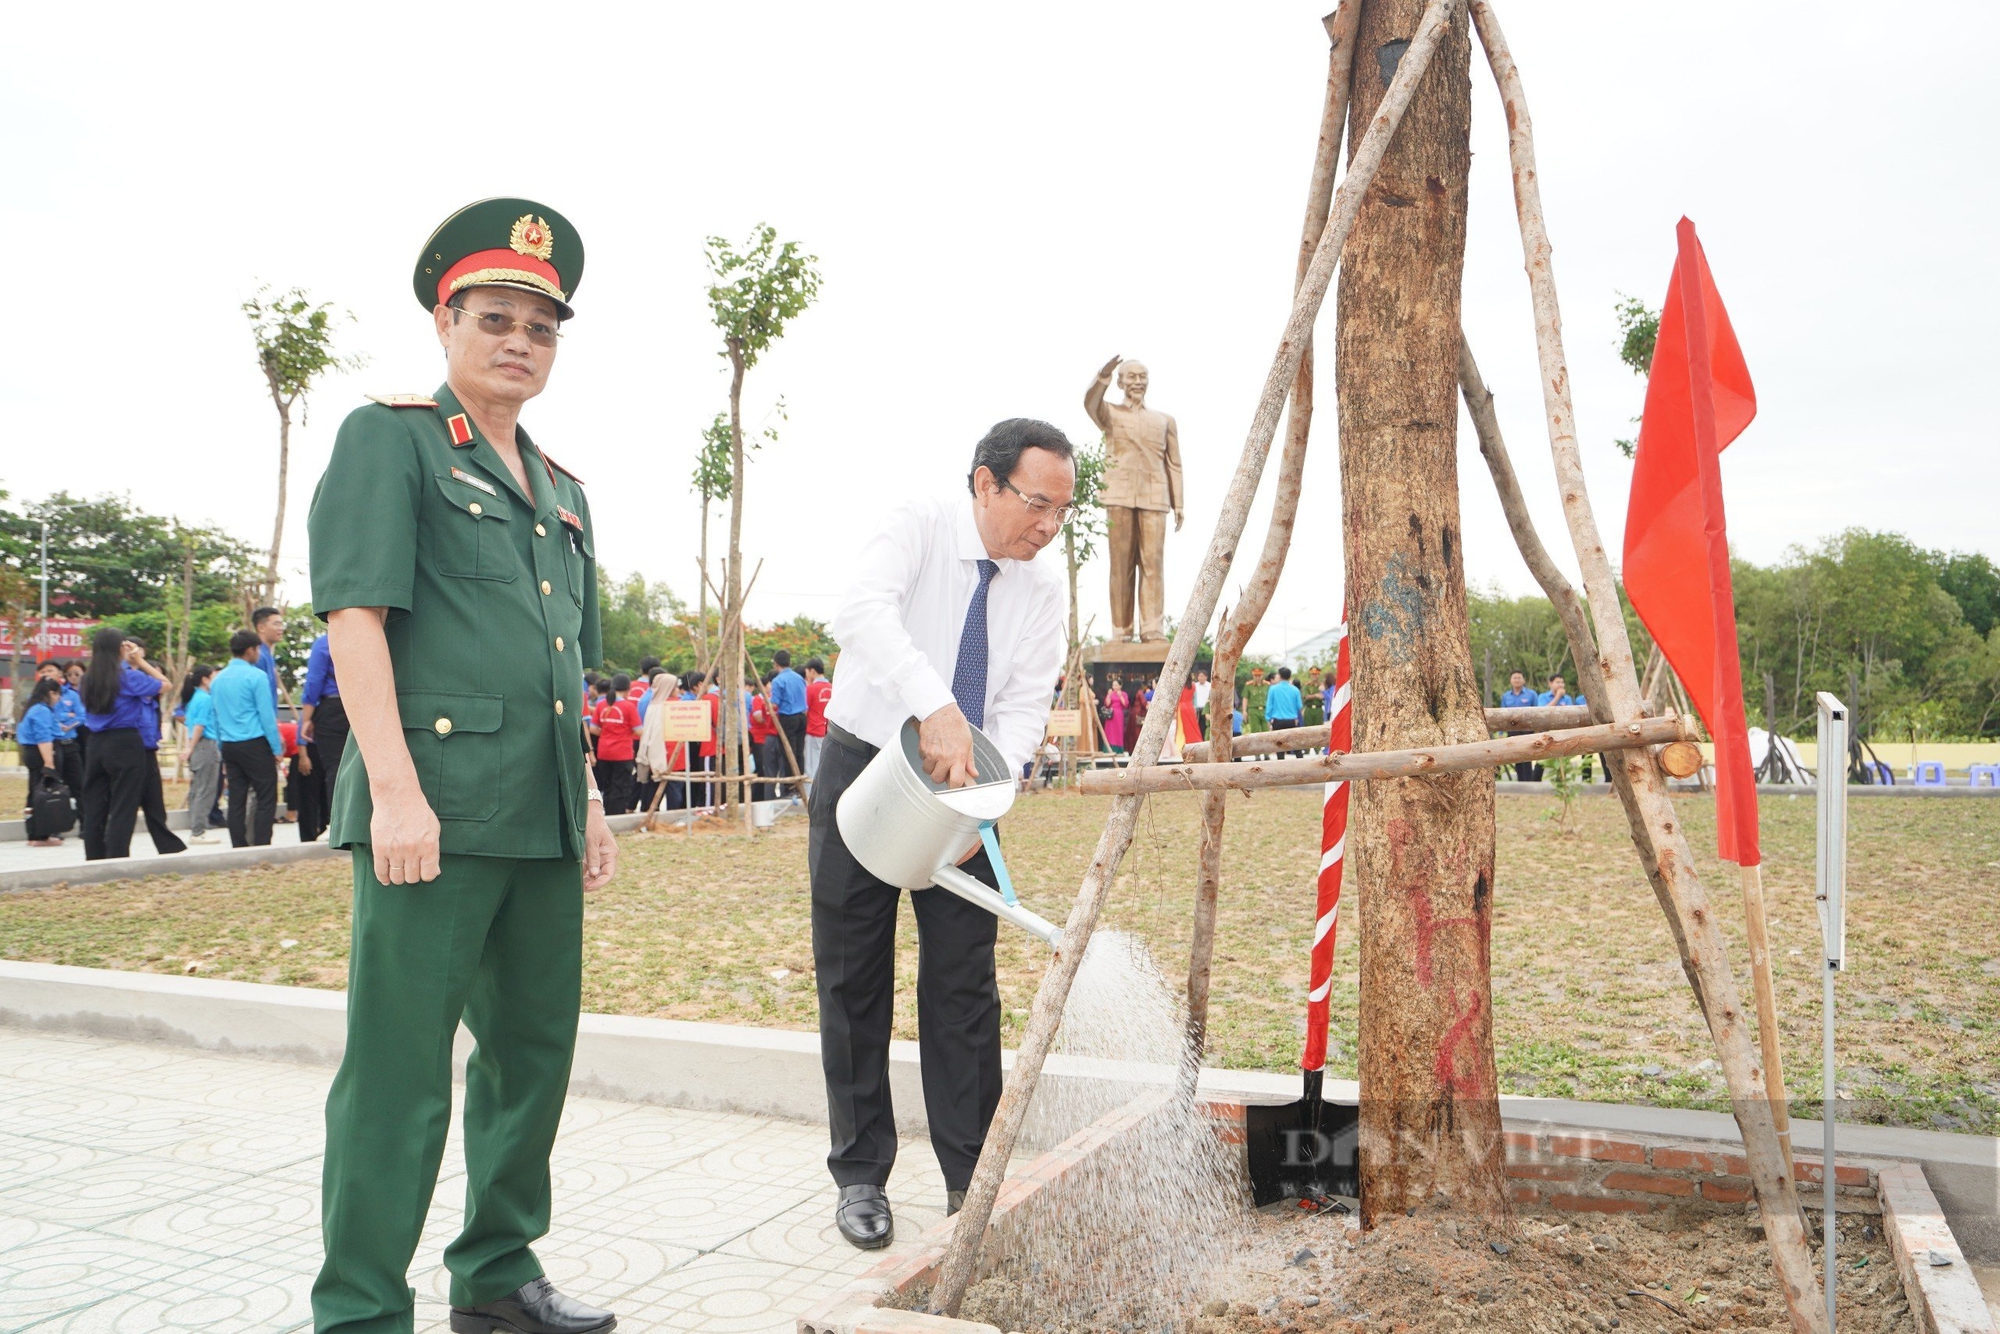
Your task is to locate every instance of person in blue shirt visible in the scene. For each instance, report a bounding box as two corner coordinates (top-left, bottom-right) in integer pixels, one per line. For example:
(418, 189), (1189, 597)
(78, 627), (186, 860)
(1264, 666), (1305, 755)
(17, 677), (67, 845)
(300, 630), (346, 823)
(252, 606), (286, 704)
(212, 629), (286, 848)
(34, 661), (88, 799)
(767, 648), (808, 786)
(1535, 673), (1582, 709)
(1499, 670), (1542, 782)
(1534, 673), (1599, 781)
(178, 665), (223, 843)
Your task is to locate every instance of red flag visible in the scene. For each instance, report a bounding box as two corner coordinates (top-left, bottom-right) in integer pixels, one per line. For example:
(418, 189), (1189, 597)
(1623, 218), (1760, 866)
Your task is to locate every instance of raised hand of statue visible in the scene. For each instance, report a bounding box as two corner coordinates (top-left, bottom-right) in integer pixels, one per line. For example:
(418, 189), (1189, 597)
(1096, 354), (1122, 381)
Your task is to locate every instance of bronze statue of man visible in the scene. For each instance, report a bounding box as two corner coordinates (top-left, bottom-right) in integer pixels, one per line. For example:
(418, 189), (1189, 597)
(1084, 355), (1184, 642)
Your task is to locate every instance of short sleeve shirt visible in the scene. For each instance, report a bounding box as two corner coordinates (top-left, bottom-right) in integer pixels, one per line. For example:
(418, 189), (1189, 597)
(307, 383), (601, 859)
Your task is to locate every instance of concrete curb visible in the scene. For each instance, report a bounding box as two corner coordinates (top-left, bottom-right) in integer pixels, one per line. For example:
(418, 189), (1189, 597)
(0, 838), (340, 893)
(1880, 1163), (1997, 1333)
(3, 959), (1997, 1257)
(0, 813), (654, 894)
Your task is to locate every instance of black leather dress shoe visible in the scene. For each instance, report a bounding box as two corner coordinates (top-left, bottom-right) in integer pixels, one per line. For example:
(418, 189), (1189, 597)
(449, 1277), (616, 1334)
(836, 1183), (893, 1249)
(946, 1189), (966, 1216)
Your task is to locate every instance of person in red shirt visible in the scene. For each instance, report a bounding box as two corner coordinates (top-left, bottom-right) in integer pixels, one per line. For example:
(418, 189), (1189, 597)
(803, 656), (832, 781)
(591, 672), (642, 814)
(688, 672), (720, 810)
(748, 673), (778, 802)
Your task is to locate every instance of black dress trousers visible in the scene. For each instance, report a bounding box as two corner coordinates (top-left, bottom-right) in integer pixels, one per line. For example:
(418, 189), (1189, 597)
(808, 729), (1004, 1193)
(313, 695), (352, 817)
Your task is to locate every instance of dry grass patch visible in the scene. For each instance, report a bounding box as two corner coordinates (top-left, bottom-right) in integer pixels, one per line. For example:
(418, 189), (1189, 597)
(2, 790), (1995, 1130)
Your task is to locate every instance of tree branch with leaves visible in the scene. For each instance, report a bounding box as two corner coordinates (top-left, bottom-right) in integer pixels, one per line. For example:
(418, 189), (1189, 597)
(703, 224), (821, 821)
(243, 286), (363, 601)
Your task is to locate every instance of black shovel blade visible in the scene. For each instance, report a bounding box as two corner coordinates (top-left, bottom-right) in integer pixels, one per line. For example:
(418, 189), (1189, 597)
(1244, 1071), (1360, 1208)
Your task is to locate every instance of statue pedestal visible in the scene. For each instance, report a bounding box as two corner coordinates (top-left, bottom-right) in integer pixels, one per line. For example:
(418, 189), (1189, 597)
(1084, 640), (1211, 704)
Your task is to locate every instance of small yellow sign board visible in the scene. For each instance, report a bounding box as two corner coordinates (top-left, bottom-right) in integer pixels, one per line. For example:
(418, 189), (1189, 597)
(659, 699), (712, 743)
(1046, 708), (1083, 739)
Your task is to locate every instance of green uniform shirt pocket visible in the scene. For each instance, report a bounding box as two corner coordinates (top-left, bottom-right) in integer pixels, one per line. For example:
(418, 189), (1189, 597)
(398, 689), (505, 821)
(430, 475), (517, 582)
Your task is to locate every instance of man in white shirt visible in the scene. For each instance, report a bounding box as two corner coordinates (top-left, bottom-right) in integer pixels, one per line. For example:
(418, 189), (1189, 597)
(812, 418), (1073, 1249)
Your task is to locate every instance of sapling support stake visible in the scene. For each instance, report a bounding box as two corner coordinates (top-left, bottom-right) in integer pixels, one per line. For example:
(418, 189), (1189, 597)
(1470, 4), (1823, 1327)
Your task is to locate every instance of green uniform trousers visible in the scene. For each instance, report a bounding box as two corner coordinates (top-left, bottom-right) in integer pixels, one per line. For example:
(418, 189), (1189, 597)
(313, 850), (583, 1334)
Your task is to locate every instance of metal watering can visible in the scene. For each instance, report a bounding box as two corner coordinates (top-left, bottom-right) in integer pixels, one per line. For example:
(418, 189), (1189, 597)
(835, 720), (1063, 948)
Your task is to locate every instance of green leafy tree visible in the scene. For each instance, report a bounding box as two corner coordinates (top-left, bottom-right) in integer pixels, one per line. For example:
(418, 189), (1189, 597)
(0, 492), (260, 622)
(1611, 294), (1660, 459)
(243, 286), (363, 600)
(596, 569), (689, 673)
(1060, 435), (1109, 673)
(1467, 585), (1576, 701)
(704, 224), (822, 817)
(1937, 552), (2000, 639)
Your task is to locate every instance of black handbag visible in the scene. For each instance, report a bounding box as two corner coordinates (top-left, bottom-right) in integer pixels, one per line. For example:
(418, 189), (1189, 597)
(31, 773), (76, 837)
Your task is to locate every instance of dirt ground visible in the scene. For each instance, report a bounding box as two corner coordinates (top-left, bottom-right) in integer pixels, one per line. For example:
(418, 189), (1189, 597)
(945, 1202), (1909, 1333)
(2, 789), (1996, 1131)
(1187, 1202), (1910, 1334)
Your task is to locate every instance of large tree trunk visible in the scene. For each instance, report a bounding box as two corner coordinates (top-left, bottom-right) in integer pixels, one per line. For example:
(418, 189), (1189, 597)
(1337, 0), (1505, 1224)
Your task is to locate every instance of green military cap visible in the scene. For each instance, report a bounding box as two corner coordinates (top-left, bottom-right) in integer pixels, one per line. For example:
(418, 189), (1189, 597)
(413, 197), (585, 320)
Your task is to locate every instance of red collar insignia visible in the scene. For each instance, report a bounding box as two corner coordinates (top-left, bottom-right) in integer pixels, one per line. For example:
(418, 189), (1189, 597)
(446, 413), (474, 447)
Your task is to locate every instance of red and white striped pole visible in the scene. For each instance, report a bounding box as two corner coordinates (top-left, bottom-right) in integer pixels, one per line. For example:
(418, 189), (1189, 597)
(1302, 621), (1351, 1078)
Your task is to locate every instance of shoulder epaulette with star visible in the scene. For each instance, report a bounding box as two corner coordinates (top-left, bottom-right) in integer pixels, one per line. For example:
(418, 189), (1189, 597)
(367, 393), (438, 409)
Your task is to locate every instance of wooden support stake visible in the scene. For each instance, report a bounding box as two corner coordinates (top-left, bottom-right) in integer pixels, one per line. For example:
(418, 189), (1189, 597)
(1183, 704), (1597, 761)
(1079, 715), (1685, 797)
(1742, 861), (1795, 1177)
(1185, 0), (1362, 1079)
(1469, 5), (1822, 1329)
(929, 2), (1463, 1315)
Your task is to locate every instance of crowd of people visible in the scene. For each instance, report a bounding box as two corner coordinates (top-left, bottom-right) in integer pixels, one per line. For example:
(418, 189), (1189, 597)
(14, 608), (320, 857)
(579, 648), (832, 816)
(14, 622), (1600, 857)
(13, 609), (847, 856)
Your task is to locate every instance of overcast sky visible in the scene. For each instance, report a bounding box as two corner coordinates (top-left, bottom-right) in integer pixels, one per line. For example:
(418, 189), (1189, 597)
(4, 2), (1994, 657)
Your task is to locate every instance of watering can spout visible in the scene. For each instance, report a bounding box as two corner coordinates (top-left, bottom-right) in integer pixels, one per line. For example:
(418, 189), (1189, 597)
(931, 864), (1064, 949)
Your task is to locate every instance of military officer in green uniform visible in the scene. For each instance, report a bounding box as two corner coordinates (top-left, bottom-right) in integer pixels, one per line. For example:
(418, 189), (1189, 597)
(308, 198), (619, 1334)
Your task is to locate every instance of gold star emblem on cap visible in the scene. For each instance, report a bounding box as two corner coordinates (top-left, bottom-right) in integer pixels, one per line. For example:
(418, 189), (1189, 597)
(510, 214), (554, 261)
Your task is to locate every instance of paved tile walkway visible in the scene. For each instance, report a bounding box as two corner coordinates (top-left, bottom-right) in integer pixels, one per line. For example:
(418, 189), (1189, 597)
(0, 1029), (954, 1333)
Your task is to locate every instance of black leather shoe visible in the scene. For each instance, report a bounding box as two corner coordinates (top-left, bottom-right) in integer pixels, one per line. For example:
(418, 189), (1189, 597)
(449, 1277), (616, 1334)
(836, 1184), (893, 1249)
(946, 1189), (966, 1216)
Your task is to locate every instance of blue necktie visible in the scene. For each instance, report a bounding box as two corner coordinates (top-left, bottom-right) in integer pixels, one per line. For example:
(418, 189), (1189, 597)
(951, 559), (999, 729)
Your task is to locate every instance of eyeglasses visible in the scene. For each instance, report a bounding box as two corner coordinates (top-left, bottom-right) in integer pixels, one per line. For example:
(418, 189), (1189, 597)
(1000, 478), (1078, 526)
(453, 308), (562, 348)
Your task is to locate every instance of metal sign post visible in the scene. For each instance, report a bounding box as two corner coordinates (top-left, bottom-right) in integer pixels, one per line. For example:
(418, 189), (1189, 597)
(1815, 692), (1849, 1331)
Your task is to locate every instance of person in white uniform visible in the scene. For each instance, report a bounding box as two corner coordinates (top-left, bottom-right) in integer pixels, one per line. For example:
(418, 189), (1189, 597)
(810, 418), (1073, 1249)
